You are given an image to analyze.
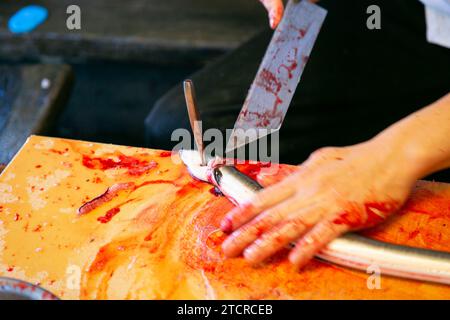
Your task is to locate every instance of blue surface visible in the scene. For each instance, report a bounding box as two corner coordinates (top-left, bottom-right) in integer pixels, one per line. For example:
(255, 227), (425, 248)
(8, 5), (48, 34)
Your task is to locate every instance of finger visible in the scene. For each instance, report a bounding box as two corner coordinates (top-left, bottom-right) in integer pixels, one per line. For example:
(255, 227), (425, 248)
(221, 197), (310, 258)
(288, 219), (349, 269)
(242, 205), (326, 263)
(259, 0), (284, 29)
(242, 220), (306, 264)
(220, 177), (297, 233)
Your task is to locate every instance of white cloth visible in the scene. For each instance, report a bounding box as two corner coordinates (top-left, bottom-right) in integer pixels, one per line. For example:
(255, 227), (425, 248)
(419, 0), (450, 48)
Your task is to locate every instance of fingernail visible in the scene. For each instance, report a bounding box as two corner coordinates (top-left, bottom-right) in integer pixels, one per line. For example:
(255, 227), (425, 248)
(289, 250), (312, 270)
(269, 15), (276, 29)
(288, 249), (300, 265)
(221, 237), (238, 258)
(243, 247), (254, 261)
(268, 9), (276, 29)
(243, 247), (263, 266)
(220, 217), (233, 233)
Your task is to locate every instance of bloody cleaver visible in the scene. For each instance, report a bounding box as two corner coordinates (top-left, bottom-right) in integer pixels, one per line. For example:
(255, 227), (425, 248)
(226, 0), (327, 153)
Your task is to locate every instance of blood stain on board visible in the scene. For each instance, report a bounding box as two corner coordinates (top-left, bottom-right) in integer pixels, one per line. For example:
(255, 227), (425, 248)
(176, 180), (203, 197)
(49, 148), (69, 155)
(402, 188), (450, 219)
(97, 207), (121, 224)
(82, 153), (157, 176)
(158, 151), (173, 158)
(236, 161), (272, 181)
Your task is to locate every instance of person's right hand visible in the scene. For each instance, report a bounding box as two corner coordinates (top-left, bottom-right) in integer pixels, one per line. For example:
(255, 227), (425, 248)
(259, 0), (284, 29)
(220, 141), (415, 268)
(220, 92), (450, 269)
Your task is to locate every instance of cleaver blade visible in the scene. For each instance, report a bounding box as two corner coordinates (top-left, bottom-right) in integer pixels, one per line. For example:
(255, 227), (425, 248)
(226, 0), (327, 153)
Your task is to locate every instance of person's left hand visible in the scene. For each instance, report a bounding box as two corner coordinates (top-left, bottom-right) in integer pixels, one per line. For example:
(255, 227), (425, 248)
(219, 139), (418, 269)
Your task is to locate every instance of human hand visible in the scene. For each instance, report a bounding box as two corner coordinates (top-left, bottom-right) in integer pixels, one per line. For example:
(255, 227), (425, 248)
(259, 0), (284, 29)
(220, 139), (418, 269)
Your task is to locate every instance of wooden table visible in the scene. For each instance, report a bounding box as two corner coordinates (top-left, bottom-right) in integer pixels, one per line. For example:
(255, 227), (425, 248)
(0, 136), (449, 299)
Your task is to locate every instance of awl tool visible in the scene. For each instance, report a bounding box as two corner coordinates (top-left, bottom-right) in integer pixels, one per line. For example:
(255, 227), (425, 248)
(183, 79), (206, 165)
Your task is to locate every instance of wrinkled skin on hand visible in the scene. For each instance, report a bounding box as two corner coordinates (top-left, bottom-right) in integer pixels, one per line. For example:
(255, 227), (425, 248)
(220, 141), (416, 269)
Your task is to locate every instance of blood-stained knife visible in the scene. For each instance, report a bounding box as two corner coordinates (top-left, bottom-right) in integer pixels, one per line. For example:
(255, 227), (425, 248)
(226, 0), (327, 153)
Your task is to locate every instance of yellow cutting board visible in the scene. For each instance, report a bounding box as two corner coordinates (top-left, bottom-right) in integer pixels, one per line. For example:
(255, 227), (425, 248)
(0, 136), (449, 299)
